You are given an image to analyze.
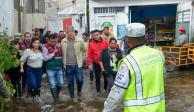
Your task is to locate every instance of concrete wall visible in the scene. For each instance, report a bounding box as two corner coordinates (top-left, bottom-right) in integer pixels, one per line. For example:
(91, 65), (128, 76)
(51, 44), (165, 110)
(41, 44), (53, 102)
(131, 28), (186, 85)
(0, 0), (14, 36)
(25, 13), (46, 32)
(14, 11), (46, 33)
(46, 0), (86, 34)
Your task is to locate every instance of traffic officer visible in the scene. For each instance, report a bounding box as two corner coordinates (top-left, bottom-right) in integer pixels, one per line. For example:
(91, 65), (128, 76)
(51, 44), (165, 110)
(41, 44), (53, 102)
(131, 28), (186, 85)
(103, 23), (166, 112)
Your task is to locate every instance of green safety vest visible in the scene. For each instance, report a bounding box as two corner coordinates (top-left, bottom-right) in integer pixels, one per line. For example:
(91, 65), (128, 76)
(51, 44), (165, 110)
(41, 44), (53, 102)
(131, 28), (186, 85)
(121, 45), (165, 112)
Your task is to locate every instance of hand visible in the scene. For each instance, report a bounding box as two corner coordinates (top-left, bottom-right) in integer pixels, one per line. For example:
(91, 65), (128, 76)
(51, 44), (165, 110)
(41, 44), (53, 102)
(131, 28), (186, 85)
(53, 49), (58, 54)
(20, 68), (24, 73)
(102, 70), (108, 76)
(88, 65), (92, 71)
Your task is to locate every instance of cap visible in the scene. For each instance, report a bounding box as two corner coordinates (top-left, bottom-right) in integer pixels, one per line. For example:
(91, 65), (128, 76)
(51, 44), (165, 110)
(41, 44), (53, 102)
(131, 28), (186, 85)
(178, 26), (186, 31)
(125, 23), (145, 38)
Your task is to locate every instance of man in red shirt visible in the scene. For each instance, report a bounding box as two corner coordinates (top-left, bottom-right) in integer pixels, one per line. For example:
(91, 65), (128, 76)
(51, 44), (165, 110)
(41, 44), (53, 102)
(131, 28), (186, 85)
(87, 30), (109, 95)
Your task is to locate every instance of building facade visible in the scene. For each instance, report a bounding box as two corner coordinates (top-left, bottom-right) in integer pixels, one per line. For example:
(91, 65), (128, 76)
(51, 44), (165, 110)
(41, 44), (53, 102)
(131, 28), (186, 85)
(89, 0), (194, 43)
(0, 0), (14, 36)
(14, 0), (46, 33)
(45, 0), (86, 35)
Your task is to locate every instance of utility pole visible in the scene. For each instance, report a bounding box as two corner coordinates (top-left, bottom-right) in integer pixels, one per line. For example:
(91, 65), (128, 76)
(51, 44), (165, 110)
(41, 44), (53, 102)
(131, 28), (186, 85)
(18, 0), (21, 32)
(22, 0), (27, 33)
(86, 0), (90, 34)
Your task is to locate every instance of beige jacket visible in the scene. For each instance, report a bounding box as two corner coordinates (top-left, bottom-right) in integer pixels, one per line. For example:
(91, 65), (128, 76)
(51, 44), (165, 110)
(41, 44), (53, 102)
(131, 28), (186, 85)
(101, 33), (114, 42)
(61, 37), (86, 68)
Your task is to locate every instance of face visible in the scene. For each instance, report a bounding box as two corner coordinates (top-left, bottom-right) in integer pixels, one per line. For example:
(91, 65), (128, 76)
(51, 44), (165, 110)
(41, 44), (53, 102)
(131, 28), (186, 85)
(66, 29), (75, 39)
(179, 30), (184, 35)
(104, 28), (109, 34)
(92, 32), (101, 41)
(15, 43), (20, 50)
(24, 33), (32, 42)
(125, 37), (132, 48)
(82, 34), (86, 38)
(49, 38), (57, 46)
(45, 37), (49, 43)
(109, 40), (117, 49)
(59, 31), (64, 36)
(32, 40), (40, 49)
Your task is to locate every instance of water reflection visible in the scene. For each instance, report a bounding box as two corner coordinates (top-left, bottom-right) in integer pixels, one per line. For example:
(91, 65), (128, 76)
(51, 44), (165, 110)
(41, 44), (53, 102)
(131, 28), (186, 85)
(10, 68), (194, 112)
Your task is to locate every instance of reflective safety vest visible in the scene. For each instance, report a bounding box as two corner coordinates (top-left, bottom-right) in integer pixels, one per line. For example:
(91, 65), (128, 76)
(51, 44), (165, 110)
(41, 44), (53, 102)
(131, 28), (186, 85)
(121, 45), (165, 112)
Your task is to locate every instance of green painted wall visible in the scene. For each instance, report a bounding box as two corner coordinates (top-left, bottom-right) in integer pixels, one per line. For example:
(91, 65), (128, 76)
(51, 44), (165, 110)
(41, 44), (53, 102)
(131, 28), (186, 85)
(175, 22), (190, 42)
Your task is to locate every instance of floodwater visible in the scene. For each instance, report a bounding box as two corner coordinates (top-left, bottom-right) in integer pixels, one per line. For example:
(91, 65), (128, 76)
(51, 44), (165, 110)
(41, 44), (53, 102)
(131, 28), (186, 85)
(9, 67), (194, 112)
(166, 67), (194, 112)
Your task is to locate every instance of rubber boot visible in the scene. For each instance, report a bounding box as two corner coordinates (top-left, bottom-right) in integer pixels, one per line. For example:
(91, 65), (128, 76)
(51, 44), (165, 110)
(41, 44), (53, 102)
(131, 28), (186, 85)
(18, 83), (22, 98)
(36, 88), (40, 97)
(56, 86), (62, 98)
(50, 88), (58, 103)
(68, 86), (74, 98)
(31, 89), (36, 97)
(77, 86), (82, 97)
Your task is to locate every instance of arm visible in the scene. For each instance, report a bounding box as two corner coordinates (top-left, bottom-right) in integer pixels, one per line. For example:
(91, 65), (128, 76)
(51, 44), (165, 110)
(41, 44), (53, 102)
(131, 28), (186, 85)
(87, 42), (92, 70)
(100, 61), (105, 71)
(175, 35), (188, 46)
(100, 49), (106, 71)
(103, 85), (126, 112)
(103, 61), (130, 111)
(20, 49), (30, 73)
(42, 47), (55, 61)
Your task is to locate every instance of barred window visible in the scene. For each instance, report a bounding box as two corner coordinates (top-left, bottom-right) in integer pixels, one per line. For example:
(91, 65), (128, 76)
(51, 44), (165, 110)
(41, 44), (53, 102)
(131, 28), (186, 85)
(94, 7), (124, 14)
(177, 10), (190, 22)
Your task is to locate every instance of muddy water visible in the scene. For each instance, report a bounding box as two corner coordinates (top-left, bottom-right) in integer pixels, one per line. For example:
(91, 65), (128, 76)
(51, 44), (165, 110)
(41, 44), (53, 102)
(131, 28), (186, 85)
(9, 68), (194, 112)
(166, 68), (194, 112)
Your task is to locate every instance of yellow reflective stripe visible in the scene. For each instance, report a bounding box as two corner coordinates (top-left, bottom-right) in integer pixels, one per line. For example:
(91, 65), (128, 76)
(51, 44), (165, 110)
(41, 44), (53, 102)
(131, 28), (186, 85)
(124, 92), (165, 106)
(125, 55), (143, 99)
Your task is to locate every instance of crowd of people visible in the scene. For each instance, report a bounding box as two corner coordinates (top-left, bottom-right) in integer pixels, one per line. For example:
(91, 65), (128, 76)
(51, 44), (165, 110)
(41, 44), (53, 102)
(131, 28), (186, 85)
(0, 23), (168, 112)
(1, 25), (123, 104)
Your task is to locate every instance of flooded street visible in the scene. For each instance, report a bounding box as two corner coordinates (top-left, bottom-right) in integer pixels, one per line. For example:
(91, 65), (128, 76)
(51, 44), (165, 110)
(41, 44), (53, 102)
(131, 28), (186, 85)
(166, 67), (194, 112)
(9, 68), (194, 112)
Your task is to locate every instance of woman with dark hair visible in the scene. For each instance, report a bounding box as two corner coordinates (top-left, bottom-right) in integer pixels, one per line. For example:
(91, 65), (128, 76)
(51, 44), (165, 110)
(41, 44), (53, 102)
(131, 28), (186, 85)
(100, 38), (123, 94)
(4, 39), (23, 98)
(20, 38), (43, 103)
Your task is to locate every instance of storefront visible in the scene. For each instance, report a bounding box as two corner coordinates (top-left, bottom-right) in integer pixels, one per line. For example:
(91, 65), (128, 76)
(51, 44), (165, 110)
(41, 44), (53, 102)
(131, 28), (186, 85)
(129, 4), (177, 46)
(89, 0), (193, 48)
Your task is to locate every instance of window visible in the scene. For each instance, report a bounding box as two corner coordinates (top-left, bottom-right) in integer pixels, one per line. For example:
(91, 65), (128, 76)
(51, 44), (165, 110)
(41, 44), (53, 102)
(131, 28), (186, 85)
(94, 7), (124, 14)
(177, 10), (190, 22)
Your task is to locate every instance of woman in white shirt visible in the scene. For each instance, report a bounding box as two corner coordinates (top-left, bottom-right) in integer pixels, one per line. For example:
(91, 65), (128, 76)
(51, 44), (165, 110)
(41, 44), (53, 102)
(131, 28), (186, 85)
(20, 38), (43, 101)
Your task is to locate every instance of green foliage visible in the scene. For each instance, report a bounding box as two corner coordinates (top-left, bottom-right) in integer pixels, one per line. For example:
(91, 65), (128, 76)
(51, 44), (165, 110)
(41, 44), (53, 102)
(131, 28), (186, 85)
(0, 34), (18, 72)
